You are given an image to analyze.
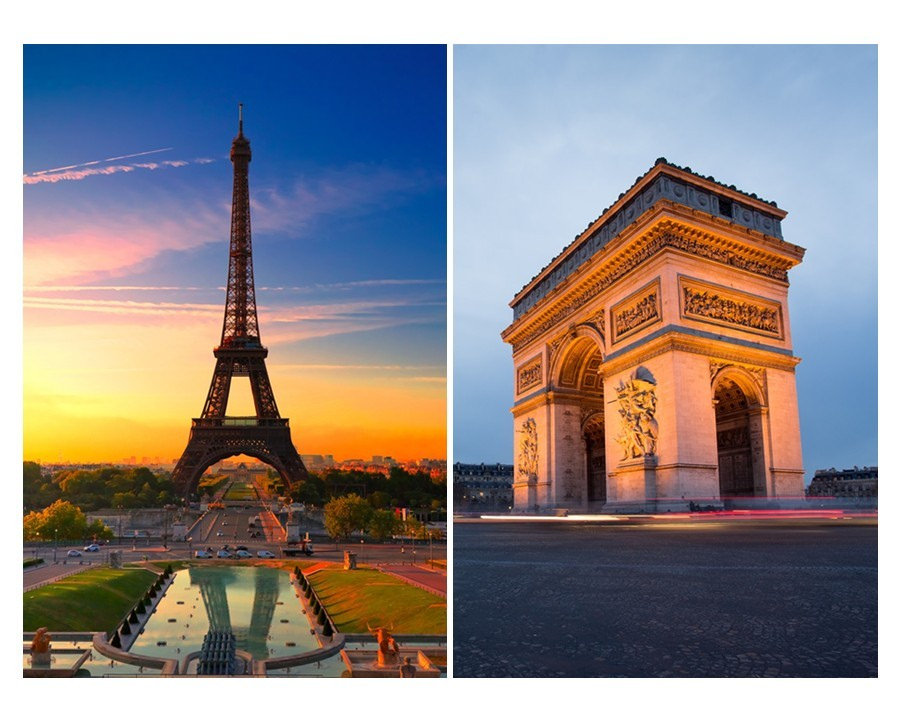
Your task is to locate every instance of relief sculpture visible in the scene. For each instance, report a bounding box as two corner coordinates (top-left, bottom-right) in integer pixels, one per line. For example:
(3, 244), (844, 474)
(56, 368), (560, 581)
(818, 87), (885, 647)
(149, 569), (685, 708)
(517, 358), (543, 394)
(683, 286), (780, 336)
(517, 417), (539, 483)
(613, 291), (659, 340)
(615, 367), (658, 459)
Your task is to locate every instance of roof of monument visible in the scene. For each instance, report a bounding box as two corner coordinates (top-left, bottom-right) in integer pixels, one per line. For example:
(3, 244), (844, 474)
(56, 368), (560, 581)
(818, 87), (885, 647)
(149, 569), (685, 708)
(510, 158), (790, 314)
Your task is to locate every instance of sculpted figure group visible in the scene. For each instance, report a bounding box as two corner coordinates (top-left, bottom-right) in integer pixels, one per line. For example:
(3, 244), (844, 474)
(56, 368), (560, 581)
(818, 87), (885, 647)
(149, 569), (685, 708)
(615, 367), (659, 459)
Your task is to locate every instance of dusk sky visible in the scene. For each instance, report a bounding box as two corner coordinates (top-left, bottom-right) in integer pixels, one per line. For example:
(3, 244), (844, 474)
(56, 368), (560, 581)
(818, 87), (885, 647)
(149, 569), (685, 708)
(24, 45), (447, 463)
(453, 45), (877, 481)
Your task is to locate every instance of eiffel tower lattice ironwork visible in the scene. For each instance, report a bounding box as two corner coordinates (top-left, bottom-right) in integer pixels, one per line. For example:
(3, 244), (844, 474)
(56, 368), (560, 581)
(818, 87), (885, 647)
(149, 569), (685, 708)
(172, 107), (308, 497)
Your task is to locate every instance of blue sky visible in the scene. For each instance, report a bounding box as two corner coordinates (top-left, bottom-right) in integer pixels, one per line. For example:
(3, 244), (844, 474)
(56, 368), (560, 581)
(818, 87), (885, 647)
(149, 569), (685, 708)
(453, 45), (877, 480)
(24, 45), (447, 462)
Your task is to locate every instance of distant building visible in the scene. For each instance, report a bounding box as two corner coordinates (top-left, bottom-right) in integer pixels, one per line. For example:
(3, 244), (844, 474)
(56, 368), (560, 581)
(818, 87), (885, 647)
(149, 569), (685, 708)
(806, 466), (877, 498)
(454, 463), (514, 511)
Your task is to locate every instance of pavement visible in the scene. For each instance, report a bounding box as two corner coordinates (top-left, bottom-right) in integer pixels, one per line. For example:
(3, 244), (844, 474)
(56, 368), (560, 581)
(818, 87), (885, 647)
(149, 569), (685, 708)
(453, 517), (877, 678)
(380, 565), (447, 597)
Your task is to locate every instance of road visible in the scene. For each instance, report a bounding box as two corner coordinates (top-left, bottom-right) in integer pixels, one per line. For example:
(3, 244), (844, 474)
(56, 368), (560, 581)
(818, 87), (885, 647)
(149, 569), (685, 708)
(24, 500), (446, 572)
(454, 517), (877, 677)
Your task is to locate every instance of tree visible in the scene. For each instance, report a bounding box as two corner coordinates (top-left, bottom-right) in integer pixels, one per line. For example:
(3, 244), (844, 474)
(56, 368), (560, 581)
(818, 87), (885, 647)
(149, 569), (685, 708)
(323, 494), (372, 541)
(402, 515), (427, 540)
(367, 509), (400, 541)
(367, 491), (391, 509)
(23, 500), (106, 541)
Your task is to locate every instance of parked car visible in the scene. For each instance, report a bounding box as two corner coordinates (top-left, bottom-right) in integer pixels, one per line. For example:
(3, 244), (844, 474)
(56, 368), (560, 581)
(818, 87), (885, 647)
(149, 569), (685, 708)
(194, 550), (212, 559)
(216, 531), (224, 537)
(216, 549), (232, 558)
(235, 550), (252, 559)
(257, 550), (275, 558)
(83, 544), (100, 552)
(67, 549), (82, 557)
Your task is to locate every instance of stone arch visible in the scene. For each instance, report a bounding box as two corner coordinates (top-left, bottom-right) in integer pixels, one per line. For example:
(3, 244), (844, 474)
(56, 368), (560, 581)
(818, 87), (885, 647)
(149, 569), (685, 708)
(710, 365), (766, 409)
(712, 368), (768, 499)
(550, 324), (605, 392)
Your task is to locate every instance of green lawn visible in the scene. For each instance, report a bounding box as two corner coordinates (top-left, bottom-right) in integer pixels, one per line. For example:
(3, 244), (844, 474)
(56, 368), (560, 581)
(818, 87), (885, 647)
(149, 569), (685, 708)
(308, 567), (445, 635)
(223, 481), (258, 501)
(23, 567), (158, 633)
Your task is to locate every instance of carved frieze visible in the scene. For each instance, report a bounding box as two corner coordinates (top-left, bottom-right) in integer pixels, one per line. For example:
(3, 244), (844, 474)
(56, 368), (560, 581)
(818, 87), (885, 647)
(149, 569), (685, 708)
(516, 356), (543, 395)
(681, 276), (783, 339)
(614, 366), (659, 460)
(517, 418), (539, 483)
(509, 223), (788, 352)
(611, 280), (661, 344)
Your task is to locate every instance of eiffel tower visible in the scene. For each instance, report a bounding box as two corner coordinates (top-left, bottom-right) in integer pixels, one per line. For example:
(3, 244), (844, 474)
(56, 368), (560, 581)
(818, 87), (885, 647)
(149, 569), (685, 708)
(172, 106), (308, 497)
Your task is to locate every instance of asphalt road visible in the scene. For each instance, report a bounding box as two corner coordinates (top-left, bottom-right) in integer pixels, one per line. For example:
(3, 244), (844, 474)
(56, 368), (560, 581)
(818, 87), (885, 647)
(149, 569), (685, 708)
(453, 518), (877, 678)
(24, 502), (446, 574)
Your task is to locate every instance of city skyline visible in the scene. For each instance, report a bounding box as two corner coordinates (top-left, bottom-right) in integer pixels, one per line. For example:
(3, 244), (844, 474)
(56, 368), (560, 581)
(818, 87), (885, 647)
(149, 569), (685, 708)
(453, 45), (877, 479)
(24, 45), (447, 464)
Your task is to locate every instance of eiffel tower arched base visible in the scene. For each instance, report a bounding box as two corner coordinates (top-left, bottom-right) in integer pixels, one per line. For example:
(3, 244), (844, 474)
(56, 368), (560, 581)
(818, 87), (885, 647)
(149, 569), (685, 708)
(171, 418), (308, 498)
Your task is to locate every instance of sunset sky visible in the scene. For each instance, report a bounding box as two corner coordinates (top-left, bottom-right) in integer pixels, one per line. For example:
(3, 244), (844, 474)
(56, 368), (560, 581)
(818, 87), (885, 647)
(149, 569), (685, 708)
(24, 45), (447, 464)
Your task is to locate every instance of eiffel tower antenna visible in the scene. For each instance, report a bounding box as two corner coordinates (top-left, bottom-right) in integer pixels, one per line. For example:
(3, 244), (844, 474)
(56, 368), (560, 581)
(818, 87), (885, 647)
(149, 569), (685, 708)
(171, 112), (308, 497)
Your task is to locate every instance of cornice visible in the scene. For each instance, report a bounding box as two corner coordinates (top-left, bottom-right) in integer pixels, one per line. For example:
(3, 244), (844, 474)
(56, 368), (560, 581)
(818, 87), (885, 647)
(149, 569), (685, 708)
(599, 329), (801, 378)
(511, 163), (795, 312)
(504, 209), (802, 352)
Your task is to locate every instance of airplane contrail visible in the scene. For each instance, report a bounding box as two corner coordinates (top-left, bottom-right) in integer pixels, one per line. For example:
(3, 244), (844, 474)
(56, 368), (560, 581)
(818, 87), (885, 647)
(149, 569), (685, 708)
(28, 147), (174, 177)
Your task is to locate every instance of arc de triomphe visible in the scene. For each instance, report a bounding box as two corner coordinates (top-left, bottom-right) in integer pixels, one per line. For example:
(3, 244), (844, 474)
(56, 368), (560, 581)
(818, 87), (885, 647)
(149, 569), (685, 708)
(502, 159), (805, 512)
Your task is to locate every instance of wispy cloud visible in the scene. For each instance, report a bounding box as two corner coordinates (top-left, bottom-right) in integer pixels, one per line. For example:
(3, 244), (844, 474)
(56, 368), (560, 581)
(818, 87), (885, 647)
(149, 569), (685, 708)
(24, 154), (211, 185)
(259, 278), (445, 292)
(251, 164), (442, 233)
(23, 296), (221, 318)
(26, 279), (443, 293)
(24, 162), (438, 286)
(24, 285), (214, 293)
(28, 147), (174, 176)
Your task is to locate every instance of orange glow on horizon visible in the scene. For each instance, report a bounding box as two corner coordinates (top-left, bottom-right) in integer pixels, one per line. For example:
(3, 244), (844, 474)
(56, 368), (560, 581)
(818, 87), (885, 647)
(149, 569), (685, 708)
(23, 307), (446, 465)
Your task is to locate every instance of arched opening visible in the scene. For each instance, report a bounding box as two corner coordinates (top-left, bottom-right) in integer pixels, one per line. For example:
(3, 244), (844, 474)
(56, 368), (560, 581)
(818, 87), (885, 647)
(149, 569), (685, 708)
(714, 376), (765, 498)
(550, 327), (606, 509)
(583, 413), (606, 505)
(182, 447), (297, 501)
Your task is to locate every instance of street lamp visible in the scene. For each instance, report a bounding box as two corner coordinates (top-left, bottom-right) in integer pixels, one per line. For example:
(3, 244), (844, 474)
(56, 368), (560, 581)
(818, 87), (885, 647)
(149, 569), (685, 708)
(53, 528), (58, 563)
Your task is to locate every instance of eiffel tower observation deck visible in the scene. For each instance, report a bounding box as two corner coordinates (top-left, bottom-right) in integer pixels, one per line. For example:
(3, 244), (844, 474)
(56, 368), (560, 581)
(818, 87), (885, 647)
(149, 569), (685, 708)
(171, 106), (308, 497)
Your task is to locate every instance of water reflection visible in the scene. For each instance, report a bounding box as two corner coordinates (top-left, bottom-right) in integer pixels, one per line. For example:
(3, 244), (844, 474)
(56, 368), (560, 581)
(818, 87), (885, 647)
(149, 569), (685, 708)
(129, 566), (317, 661)
(188, 566), (280, 658)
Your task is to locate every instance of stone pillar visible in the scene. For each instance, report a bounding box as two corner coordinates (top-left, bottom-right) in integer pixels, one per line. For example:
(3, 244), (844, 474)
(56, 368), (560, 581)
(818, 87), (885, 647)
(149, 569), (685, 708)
(549, 401), (588, 509)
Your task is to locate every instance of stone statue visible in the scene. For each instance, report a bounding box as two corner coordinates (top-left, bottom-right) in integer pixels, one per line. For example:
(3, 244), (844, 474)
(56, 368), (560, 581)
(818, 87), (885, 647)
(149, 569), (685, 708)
(615, 367), (659, 459)
(517, 418), (539, 482)
(367, 624), (400, 667)
(30, 628), (52, 666)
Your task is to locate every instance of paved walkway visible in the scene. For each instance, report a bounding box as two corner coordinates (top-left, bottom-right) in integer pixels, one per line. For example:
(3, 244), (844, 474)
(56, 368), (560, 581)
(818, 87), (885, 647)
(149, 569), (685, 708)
(380, 564), (446, 598)
(24, 562), (93, 591)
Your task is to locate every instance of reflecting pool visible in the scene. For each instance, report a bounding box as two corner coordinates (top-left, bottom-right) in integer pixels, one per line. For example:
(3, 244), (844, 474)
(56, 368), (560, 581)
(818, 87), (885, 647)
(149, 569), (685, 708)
(129, 565), (320, 662)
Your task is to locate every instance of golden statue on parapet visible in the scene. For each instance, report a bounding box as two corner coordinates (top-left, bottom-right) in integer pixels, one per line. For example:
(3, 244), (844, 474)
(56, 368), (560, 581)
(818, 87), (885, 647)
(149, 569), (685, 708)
(367, 623), (399, 667)
(31, 627), (51, 654)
